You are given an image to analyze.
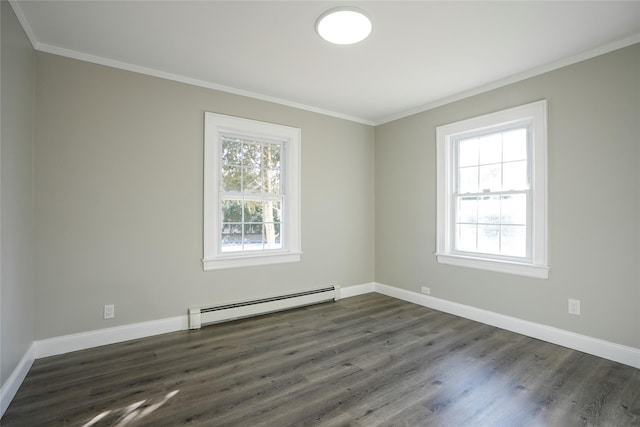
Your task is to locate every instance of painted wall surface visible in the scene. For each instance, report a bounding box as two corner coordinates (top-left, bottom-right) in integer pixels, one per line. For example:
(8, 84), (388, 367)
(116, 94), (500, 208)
(375, 44), (640, 348)
(34, 53), (375, 339)
(1, 2), (36, 386)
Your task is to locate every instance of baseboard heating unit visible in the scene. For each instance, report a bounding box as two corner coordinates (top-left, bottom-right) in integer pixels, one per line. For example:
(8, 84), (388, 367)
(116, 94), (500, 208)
(188, 285), (341, 329)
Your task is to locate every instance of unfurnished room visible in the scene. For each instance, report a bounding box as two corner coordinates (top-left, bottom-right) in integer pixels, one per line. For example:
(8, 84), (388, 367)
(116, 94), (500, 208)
(1, 1), (640, 425)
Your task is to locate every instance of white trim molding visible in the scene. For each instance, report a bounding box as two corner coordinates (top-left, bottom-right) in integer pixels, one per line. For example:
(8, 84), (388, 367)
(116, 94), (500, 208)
(32, 283), (375, 359)
(0, 344), (35, 418)
(435, 253), (550, 279)
(203, 112), (302, 271)
(376, 34), (640, 125)
(374, 282), (640, 369)
(436, 100), (549, 279)
(339, 282), (376, 299)
(34, 316), (188, 359)
(3, 281), (636, 417)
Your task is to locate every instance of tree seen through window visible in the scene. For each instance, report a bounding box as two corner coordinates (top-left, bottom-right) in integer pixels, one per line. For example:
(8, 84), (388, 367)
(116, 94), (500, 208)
(220, 136), (283, 252)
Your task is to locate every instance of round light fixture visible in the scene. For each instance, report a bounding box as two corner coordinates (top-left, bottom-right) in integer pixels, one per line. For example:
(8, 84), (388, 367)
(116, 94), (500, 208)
(315, 7), (372, 45)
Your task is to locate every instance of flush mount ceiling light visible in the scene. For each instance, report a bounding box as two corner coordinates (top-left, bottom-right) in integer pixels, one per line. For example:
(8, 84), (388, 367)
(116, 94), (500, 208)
(315, 7), (372, 45)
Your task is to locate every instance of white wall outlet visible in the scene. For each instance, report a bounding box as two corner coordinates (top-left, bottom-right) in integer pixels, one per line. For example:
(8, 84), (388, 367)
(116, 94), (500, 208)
(568, 299), (580, 315)
(421, 286), (431, 295)
(104, 304), (115, 319)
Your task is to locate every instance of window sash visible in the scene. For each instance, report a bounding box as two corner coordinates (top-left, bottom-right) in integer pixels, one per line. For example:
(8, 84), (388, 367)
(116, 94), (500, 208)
(218, 135), (286, 254)
(451, 190), (532, 262)
(219, 135), (285, 196)
(451, 125), (533, 262)
(219, 194), (284, 253)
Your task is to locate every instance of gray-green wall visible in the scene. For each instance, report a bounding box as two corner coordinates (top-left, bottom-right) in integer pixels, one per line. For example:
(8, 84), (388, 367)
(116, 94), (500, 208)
(2, 17), (639, 389)
(376, 44), (640, 348)
(1, 2), (36, 387)
(34, 53), (375, 339)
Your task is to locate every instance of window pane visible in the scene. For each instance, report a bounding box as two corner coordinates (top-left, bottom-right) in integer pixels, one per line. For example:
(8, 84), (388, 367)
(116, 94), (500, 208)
(243, 200), (263, 223)
(501, 225), (527, 257)
(478, 196), (500, 224)
(221, 223), (242, 252)
(265, 168), (280, 194)
(457, 196), (478, 223)
(242, 142), (262, 168)
(458, 167), (478, 194)
(479, 164), (501, 191)
(479, 133), (502, 165)
(263, 144), (281, 169)
(478, 225), (500, 254)
(221, 199), (242, 223)
(501, 194), (527, 225)
(243, 224), (264, 251)
(221, 138), (242, 165)
(263, 199), (281, 222)
(503, 128), (527, 162)
(456, 224), (477, 252)
(458, 137), (479, 167)
(243, 167), (262, 193)
(264, 223), (282, 249)
(503, 160), (528, 190)
(221, 166), (242, 192)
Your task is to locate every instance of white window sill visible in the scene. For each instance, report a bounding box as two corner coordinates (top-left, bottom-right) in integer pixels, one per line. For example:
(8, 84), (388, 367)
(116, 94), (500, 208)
(435, 253), (549, 279)
(203, 251), (302, 271)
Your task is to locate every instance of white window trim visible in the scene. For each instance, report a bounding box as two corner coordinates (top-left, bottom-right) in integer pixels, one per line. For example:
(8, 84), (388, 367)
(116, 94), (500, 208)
(203, 113), (301, 270)
(435, 100), (549, 279)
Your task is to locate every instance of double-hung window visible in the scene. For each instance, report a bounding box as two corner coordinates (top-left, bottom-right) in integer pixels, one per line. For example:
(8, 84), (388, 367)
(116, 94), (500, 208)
(203, 113), (301, 270)
(436, 100), (549, 278)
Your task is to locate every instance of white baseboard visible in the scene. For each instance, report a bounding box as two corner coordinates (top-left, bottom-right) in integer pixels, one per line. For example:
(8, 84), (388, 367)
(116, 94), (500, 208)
(3, 281), (637, 419)
(0, 343), (35, 418)
(339, 282), (375, 299)
(34, 282), (375, 359)
(34, 315), (189, 359)
(374, 282), (640, 369)
(0, 281), (376, 415)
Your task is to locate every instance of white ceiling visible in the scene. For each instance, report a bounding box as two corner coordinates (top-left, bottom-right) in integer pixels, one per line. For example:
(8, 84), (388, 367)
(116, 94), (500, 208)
(10, 1), (640, 125)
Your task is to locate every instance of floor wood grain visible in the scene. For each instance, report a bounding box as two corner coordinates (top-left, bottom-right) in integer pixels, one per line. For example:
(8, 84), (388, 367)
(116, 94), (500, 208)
(3, 293), (639, 426)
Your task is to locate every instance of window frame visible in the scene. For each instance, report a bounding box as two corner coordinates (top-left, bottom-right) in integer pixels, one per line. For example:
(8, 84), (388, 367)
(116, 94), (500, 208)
(203, 112), (301, 270)
(435, 100), (549, 279)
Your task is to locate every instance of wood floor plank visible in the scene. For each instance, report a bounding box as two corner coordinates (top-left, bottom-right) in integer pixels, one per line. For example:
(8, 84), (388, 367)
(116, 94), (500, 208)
(3, 293), (639, 426)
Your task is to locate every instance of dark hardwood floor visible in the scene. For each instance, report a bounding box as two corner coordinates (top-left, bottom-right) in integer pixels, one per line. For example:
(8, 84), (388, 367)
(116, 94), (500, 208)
(3, 293), (640, 426)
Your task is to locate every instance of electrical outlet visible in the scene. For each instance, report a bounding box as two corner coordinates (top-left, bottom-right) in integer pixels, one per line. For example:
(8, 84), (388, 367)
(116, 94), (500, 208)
(421, 286), (431, 295)
(568, 299), (580, 315)
(104, 304), (115, 319)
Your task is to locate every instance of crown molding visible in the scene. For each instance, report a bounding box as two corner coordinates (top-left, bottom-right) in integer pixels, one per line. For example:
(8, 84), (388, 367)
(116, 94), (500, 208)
(9, 0), (639, 128)
(374, 34), (640, 125)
